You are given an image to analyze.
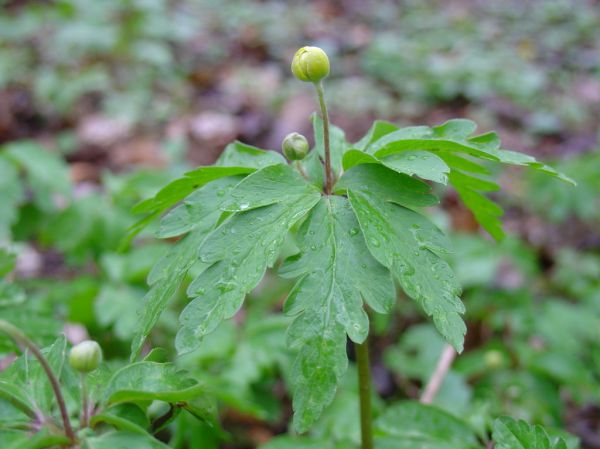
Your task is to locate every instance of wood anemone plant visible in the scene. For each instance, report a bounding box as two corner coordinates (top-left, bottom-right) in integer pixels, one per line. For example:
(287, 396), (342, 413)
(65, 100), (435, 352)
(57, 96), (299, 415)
(129, 46), (574, 449)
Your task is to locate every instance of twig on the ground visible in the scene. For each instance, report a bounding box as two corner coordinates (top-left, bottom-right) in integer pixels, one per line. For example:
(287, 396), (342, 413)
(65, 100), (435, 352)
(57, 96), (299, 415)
(420, 344), (457, 404)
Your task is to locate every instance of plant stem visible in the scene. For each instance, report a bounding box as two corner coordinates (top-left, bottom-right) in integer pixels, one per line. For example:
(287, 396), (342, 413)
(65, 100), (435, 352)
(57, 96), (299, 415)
(315, 81), (333, 194)
(294, 160), (308, 180)
(0, 319), (76, 443)
(355, 340), (374, 449)
(80, 373), (89, 428)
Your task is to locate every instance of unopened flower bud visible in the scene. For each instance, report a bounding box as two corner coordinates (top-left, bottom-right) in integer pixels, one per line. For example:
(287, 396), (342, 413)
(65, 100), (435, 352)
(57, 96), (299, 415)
(69, 340), (102, 373)
(291, 46), (330, 83)
(282, 132), (309, 160)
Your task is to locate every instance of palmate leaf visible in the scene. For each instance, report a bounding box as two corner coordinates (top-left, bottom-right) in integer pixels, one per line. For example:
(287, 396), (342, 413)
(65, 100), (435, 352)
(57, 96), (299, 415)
(176, 164), (321, 354)
(336, 164), (466, 352)
(278, 196), (395, 431)
(353, 118), (574, 240)
(492, 417), (569, 449)
(130, 176), (243, 359)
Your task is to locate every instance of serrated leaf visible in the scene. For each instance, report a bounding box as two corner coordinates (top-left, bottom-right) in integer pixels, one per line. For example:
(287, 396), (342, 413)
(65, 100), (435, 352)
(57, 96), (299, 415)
(176, 164), (321, 354)
(375, 402), (479, 449)
(216, 141), (286, 168)
(335, 163), (439, 209)
(83, 431), (171, 449)
(343, 149), (449, 185)
(130, 177), (241, 359)
(336, 164), (465, 351)
(493, 417), (569, 449)
(127, 166), (254, 241)
(449, 170), (505, 240)
(361, 119), (573, 239)
(381, 151), (449, 184)
(157, 176), (243, 238)
(286, 316), (346, 433)
(104, 361), (204, 405)
(278, 196), (395, 431)
(132, 166), (253, 216)
(368, 119), (574, 185)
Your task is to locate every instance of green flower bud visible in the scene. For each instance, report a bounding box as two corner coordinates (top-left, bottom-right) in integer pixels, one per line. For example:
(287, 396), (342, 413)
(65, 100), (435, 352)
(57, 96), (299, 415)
(291, 46), (330, 83)
(484, 350), (503, 369)
(69, 340), (102, 373)
(282, 132), (309, 160)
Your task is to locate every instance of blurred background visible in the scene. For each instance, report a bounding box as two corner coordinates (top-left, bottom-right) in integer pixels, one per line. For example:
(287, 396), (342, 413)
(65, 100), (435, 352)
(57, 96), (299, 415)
(0, 0), (599, 448)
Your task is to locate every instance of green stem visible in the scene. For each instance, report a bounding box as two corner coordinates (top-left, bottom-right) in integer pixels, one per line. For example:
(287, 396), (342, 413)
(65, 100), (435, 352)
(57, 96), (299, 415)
(0, 319), (76, 443)
(355, 340), (374, 449)
(80, 373), (89, 428)
(294, 160), (308, 180)
(315, 81), (333, 194)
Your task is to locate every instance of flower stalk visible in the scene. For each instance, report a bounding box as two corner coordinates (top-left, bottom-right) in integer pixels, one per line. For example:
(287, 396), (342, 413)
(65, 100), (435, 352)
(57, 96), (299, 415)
(0, 319), (76, 443)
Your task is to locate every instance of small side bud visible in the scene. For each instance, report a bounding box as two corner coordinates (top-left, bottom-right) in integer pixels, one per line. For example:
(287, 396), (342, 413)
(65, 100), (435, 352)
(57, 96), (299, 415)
(69, 340), (102, 373)
(291, 46), (330, 83)
(282, 132), (309, 161)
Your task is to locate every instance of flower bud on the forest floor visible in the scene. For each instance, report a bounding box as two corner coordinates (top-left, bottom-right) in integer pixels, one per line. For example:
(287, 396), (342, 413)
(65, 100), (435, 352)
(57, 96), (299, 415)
(291, 46), (330, 83)
(282, 132), (309, 160)
(69, 340), (102, 373)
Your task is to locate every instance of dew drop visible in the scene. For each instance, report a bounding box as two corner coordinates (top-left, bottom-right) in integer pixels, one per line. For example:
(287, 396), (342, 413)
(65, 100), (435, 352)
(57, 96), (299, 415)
(361, 263), (367, 269)
(216, 189), (226, 197)
(310, 244), (317, 251)
(349, 227), (359, 236)
(239, 202), (250, 210)
(370, 238), (381, 247)
(408, 155), (417, 161)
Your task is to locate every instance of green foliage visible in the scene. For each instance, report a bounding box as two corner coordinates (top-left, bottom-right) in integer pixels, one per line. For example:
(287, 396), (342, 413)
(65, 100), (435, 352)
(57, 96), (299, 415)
(128, 111), (569, 433)
(0, 336), (213, 448)
(493, 417), (568, 449)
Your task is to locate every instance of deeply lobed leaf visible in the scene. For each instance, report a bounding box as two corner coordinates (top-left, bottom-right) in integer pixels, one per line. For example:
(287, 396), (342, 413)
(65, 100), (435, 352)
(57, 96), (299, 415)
(176, 164), (321, 354)
(279, 196), (395, 430)
(337, 164), (466, 352)
(351, 118), (574, 240)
